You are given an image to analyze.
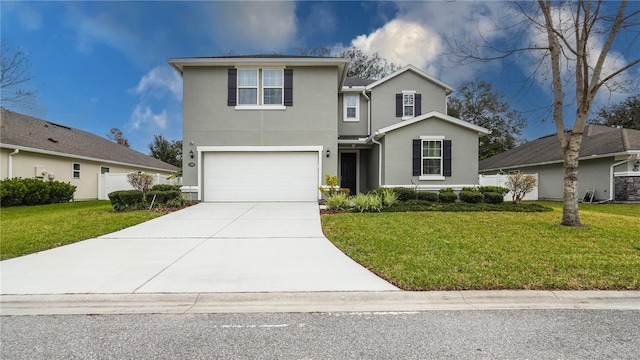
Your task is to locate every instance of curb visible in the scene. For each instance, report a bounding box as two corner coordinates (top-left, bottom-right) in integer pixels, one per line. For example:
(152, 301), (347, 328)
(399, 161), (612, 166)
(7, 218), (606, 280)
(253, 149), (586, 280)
(2, 290), (639, 316)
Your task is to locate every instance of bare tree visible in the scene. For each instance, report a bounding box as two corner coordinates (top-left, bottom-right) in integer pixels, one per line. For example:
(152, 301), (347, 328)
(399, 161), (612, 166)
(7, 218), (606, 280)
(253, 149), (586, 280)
(451, 1), (640, 226)
(107, 128), (131, 148)
(1, 41), (36, 108)
(296, 46), (401, 80)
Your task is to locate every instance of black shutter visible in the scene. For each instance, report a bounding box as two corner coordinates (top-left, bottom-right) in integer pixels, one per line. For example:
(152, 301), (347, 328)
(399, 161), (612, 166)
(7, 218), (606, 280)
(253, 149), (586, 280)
(396, 94), (403, 117)
(412, 139), (421, 176)
(284, 69), (293, 106)
(443, 140), (452, 177)
(415, 94), (422, 116)
(227, 68), (237, 106)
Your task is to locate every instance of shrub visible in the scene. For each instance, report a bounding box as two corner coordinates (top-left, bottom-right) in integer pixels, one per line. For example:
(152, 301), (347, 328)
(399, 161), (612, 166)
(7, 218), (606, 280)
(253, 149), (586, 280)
(438, 191), (458, 203)
(505, 173), (538, 204)
(439, 188), (455, 194)
(378, 188), (399, 207)
(326, 193), (350, 210)
(483, 192), (505, 204)
(145, 190), (181, 207)
(0, 178), (27, 207)
(46, 181), (76, 203)
(22, 178), (50, 205)
(126, 172), (154, 198)
(417, 191), (439, 202)
(319, 174), (340, 197)
(462, 187), (478, 192)
(393, 187), (418, 202)
(478, 186), (509, 196)
(459, 191), (484, 204)
(108, 190), (145, 211)
(351, 193), (383, 212)
(150, 184), (181, 192)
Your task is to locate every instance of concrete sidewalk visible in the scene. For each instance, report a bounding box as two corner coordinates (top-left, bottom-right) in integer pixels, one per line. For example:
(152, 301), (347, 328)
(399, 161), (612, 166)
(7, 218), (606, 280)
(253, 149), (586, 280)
(0, 202), (397, 294)
(2, 291), (638, 316)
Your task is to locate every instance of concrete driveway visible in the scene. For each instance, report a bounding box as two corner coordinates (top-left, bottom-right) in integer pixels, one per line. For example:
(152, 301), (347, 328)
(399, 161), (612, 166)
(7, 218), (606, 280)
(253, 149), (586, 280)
(0, 202), (398, 294)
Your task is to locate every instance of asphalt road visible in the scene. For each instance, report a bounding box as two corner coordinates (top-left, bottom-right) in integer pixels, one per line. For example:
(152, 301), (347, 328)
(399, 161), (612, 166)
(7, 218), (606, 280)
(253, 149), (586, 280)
(2, 310), (638, 359)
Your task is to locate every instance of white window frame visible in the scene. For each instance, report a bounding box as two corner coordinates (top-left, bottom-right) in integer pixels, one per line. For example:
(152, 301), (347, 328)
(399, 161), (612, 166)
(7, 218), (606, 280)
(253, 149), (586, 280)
(72, 163), (81, 179)
(419, 136), (445, 180)
(402, 90), (416, 120)
(236, 68), (285, 110)
(343, 94), (359, 122)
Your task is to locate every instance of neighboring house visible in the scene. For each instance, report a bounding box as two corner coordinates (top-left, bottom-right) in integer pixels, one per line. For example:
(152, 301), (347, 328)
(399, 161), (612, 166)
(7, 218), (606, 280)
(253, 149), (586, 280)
(168, 55), (490, 202)
(479, 125), (640, 202)
(0, 109), (179, 200)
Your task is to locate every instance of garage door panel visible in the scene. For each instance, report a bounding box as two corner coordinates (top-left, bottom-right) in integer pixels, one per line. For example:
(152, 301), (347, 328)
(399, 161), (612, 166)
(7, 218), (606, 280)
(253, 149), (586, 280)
(203, 151), (319, 202)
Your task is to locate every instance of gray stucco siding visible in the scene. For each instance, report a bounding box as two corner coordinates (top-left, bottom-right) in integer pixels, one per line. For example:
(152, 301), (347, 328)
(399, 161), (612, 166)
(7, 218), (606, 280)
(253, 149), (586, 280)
(181, 65), (340, 187)
(338, 93), (369, 136)
(381, 118), (480, 187)
(370, 71), (448, 131)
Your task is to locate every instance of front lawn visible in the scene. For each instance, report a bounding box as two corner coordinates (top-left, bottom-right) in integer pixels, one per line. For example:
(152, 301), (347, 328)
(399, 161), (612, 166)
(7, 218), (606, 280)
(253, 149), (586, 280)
(321, 202), (640, 290)
(0, 201), (163, 260)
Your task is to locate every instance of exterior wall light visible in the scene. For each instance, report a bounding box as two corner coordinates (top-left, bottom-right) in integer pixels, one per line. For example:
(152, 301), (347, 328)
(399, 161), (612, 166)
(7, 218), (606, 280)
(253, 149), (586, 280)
(189, 150), (194, 159)
(326, 149), (330, 158)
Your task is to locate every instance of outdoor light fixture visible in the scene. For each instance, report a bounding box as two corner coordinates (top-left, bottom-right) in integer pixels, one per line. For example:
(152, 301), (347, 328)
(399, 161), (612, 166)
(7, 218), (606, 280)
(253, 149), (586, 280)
(326, 149), (330, 158)
(189, 150), (194, 159)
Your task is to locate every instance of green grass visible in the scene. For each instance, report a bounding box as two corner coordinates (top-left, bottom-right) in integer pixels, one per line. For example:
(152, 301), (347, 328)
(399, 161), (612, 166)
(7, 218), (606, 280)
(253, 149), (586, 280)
(1, 201), (163, 260)
(321, 203), (640, 290)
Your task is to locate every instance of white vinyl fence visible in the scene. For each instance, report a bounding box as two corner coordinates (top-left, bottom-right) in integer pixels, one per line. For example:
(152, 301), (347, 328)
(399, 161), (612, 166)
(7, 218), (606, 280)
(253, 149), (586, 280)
(478, 173), (539, 201)
(98, 173), (182, 200)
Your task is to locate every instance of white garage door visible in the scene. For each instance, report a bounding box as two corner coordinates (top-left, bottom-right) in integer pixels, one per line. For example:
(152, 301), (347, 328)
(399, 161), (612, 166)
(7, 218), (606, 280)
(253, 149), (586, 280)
(203, 151), (319, 201)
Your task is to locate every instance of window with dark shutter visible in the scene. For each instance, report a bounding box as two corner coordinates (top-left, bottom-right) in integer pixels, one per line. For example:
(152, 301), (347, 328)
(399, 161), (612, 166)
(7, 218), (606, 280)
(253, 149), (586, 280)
(284, 69), (293, 106)
(415, 94), (422, 116)
(227, 68), (237, 106)
(443, 140), (452, 177)
(396, 94), (403, 117)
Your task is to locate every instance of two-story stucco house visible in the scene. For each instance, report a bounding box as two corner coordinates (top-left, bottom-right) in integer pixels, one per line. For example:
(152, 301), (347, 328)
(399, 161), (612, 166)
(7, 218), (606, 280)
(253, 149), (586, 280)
(168, 55), (490, 202)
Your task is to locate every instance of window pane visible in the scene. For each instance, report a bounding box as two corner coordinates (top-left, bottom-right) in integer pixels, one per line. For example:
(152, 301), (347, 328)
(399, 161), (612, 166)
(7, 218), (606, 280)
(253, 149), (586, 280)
(238, 88), (257, 104)
(423, 159), (441, 175)
(238, 70), (257, 86)
(422, 141), (441, 157)
(263, 70), (283, 86)
(404, 94), (414, 105)
(346, 95), (357, 107)
(73, 163), (80, 170)
(404, 105), (413, 116)
(263, 88), (282, 105)
(347, 108), (357, 118)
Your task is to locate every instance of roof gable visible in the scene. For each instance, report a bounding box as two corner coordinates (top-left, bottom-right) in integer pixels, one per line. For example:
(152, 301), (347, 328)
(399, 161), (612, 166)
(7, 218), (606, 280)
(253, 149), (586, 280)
(0, 109), (179, 172)
(374, 111), (491, 137)
(479, 125), (640, 171)
(365, 65), (455, 95)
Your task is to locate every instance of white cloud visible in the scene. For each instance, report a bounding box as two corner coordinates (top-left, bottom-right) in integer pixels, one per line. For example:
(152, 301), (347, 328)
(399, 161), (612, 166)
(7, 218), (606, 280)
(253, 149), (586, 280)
(209, 1), (297, 52)
(351, 19), (442, 76)
(131, 66), (182, 101)
(129, 105), (167, 131)
(2, 2), (43, 30)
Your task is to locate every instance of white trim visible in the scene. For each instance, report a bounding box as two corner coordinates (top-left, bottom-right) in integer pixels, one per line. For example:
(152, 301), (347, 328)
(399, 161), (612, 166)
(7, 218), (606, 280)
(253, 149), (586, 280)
(374, 111), (491, 137)
(0, 144), (176, 173)
(234, 105), (286, 110)
(72, 162), (81, 179)
(420, 138), (444, 178)
(401, 90), (416, 120)
(420, 135), (445, 140)
(419, 175), (445, 181)
(614, 171), (640, 176)
(343, 94), (360, 122)
(383, 184), (476, 191)
(366, 65), (455, 95)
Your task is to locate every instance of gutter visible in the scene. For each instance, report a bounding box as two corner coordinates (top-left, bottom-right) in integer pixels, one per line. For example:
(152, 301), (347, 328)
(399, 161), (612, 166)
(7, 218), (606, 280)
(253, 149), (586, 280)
(609, 154), (639, 201)
(8, 149), (19, 178)
(362, 89), (371, 138)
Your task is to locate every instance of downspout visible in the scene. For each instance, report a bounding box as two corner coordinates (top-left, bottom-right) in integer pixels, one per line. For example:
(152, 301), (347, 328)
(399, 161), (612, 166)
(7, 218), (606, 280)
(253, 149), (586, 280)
(371, 133), (384, 188)
(609, 155), (638, 201)
(362, 89), (371, 137)
(8, 149), (19, 178)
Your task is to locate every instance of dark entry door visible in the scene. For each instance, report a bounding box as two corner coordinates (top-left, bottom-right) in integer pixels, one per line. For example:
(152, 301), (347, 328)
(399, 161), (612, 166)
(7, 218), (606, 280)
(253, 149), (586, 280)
(340, 152), (357, 195)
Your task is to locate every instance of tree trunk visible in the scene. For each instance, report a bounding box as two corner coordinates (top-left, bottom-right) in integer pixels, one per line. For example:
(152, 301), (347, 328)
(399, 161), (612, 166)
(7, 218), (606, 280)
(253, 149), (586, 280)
(561, 134), (583, 227)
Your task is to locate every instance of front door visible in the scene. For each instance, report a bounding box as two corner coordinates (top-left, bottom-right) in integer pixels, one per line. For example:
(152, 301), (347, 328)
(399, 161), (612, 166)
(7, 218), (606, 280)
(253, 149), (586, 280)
(340, 152), (357, 195)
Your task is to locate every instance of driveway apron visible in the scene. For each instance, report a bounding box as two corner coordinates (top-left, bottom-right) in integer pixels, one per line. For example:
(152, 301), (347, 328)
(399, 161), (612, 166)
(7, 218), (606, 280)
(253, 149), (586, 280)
(0, 203), (398, 294)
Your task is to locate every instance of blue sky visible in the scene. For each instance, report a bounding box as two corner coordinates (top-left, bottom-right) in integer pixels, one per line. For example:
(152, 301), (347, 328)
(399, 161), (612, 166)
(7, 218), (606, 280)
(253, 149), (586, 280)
(2, 1), (639, 152)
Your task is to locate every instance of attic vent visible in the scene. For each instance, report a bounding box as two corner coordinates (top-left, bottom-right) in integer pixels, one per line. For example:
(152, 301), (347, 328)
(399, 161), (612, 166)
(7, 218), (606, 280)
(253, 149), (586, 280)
(47, 122), (71, 130)
(48, 138), (59, 143)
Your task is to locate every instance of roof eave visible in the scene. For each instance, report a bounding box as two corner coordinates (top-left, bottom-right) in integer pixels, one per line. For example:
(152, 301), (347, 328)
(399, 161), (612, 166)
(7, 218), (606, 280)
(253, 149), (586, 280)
(479, 150), (640, 172)
(365, 65), (455, 93)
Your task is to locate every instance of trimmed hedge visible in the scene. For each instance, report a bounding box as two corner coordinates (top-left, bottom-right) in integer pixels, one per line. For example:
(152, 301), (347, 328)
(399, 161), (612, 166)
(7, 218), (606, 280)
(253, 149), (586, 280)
(150, 184), (181, 192)
(459, 190), (484, 204)
(145, 190), (181, 205)
(0, 178), (76, 207)
(382, 202), (553, 213)
(478, 186), (509, 196)
(483, 192), (505, 204)
(438, 191), (458, 203)
(108, 190), (145, 211)
(417, 191), (439, 202)
(392, 187), (418, 202)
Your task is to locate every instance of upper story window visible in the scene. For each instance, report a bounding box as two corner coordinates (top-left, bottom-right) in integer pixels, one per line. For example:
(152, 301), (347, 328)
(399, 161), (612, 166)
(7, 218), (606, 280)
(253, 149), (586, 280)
(230, 68), (289, 109)
(403, 91), (415, 119)
(344, 94), (359, 122)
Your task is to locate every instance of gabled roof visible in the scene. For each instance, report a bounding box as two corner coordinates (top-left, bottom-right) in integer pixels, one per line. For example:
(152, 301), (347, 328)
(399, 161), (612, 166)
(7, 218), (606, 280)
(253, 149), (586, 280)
(479, 125), (640, 171)
(344, 77), (376, 87)
(365, 65), (455, 95)
(374, 111), (491, 137)
(0, 109), (179, 172)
